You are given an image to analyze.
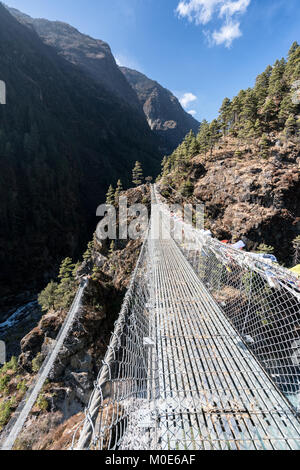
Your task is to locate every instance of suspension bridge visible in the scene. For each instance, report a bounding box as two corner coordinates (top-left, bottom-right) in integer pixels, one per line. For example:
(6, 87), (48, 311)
(1, 185), (300, 450)
(74, 185), (300, 450)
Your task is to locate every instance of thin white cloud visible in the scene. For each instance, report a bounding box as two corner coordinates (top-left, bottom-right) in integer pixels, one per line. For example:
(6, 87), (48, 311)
(180, 92), (197, 108)
(219, 0), (250, 17)
(177, 0), (221, 24)
(115, 53), (142, 71)
(212, 20), (242, 47)
(176, 0), (250, 47)
(188, 110), (197, 116)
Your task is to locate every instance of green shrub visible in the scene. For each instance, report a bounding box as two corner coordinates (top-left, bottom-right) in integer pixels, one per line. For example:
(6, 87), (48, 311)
(32, 353), (43, 373)
(1, 356), (18, 374)
(17, 380), (28, 395)
(36, 393), (48, 412)
(0, 374), (10, 394)
(38, 281), (58, 312)
(180, 181), (194, 198)
(0, 401), (12, 429)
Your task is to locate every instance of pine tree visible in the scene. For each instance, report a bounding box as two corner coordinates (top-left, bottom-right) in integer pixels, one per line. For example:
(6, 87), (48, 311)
(279, 95), (297, 122)
(288, 41), (299, 58)
(174, 147), (186, 170)
(185, 130), (195, 144)
(231, 90), (246, 127)
(241, 89), (258, 124)
(180, 131), (196, 159)
(219, 98), (232, 136)
(161, 156), (167, 171)
(240, 120), (256, 141)
(284, 114), (297, 136)
(189, 135), (200, 157)
(285, 42), (300, 83)
(83, 241), (94, 261)
(132, 161), (143, 186)
(58, 257), (75, 280)
(161, 156), (170, 176)
(91, 265), (100, 281)
(208, 119), (221, 156)
(38, 281), (58, 312)
(56, 258), (77, 308)
(259, 133), (270, 159)
(254, 65), (273, 108)
(180, 180), (194, 198)
(114, 180), (123, 204)
(106, 185), (115, 205)
(260, 97), (277, 126)
(268, 58), (287, 100)
(197, 120), (210, 155)
(253, 119), (263, 138)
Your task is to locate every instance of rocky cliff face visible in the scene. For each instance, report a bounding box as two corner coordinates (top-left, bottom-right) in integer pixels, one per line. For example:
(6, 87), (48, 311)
(7, 6), (141, 110)
(160, 135), (300, 263)
(120, 67), (200, 154)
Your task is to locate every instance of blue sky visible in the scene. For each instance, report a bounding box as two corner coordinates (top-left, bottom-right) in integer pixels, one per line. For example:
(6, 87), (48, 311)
(5, 0), (300, 121)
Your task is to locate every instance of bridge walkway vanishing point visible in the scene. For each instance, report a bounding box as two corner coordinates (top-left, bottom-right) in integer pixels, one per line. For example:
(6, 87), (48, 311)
(74, 186), (300, 451)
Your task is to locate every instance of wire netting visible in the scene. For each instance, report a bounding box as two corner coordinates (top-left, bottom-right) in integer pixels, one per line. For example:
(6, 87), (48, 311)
(73, 187), (300, 450)
(155, 190), (300, 413)
(73, 232), (153, 450)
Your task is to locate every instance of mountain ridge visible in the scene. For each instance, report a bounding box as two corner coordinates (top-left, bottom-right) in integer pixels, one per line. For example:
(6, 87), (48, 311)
(6, 5), (142, 110)
(121, 66), (200, 153)
(7, 4), (200, 154)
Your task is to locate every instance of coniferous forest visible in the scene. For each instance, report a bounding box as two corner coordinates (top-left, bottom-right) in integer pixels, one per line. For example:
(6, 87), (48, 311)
(162, 42), (300, 172)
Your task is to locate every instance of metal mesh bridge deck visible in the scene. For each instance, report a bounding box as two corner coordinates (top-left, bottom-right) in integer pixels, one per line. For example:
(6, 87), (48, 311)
(74, 185), (300, 451)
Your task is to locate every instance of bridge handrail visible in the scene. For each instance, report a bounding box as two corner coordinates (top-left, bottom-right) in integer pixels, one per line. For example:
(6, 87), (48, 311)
(154, 185), (300, 299)
(73, 227), (150, 450)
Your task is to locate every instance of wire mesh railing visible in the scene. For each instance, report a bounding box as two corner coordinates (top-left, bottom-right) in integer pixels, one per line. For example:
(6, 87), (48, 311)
(73, 229), (154, 450)
(154, 187), (300, 414)
(1, 279), (88, 451)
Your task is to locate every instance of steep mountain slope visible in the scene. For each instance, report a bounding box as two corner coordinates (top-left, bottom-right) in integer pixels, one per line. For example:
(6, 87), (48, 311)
(159, 43), (300, 263)
(160, 137), (300, 262)
(7, 5), (200, 154)
(0, 4), (160, 314)
(7, 6), (141, 110)
(121, 67), (200, 153)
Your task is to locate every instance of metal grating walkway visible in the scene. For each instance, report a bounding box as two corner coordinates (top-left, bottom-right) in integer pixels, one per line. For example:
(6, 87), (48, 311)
(73, 186), (300, 450)
(148, 233), (300, 450)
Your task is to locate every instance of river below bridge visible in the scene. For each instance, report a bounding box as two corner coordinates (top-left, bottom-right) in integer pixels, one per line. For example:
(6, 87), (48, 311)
(0, 299), (42, 360)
